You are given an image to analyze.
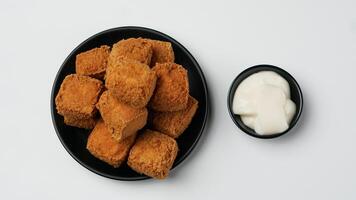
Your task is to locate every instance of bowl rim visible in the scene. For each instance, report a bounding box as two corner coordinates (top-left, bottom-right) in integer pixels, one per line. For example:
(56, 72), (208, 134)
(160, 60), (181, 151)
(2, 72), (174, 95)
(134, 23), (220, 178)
(50, 26), (210, 181)
(227, 64), (303, 139)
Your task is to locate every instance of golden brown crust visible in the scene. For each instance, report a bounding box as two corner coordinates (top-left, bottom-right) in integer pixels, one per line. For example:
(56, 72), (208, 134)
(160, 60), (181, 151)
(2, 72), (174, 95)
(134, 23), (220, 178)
(55, 74), (103, 119)
(63, 116), (97, 129)
(105, 57), (157, 108)
(96, 91), (148, 141)
(145, 39), (174, 67)
(152, 96), (198, 138)
(127, 129), (178, 179)
(76, 45), (110, 79)
(108, 38), (152, 65)
(149, 63), (189, 112)
(87, 120), (137, 167)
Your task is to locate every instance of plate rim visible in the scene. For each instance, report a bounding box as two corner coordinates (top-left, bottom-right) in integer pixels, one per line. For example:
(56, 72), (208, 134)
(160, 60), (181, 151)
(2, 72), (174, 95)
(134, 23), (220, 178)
(50, 26), (210, 181)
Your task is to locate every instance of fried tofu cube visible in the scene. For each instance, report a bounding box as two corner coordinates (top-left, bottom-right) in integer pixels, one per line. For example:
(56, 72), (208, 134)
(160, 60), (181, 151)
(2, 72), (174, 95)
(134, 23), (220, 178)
(75, 45), (110, 79)
(64, 116), (97, 129)
(105, 57), (156, 108)
(55, 74), (103, 119)
(128, 129), (178, 179)
(145, 39), (174, 67)
(87, 120), (136, 167)
(149, 63), (189, 112)
(96, 91), (148, 141)
(108, 38), (152, 65)
(152, 96), (198, 138)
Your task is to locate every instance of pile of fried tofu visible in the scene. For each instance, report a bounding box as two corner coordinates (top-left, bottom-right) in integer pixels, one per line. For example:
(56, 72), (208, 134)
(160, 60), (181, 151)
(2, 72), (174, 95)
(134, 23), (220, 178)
(55, 38), (198, 179)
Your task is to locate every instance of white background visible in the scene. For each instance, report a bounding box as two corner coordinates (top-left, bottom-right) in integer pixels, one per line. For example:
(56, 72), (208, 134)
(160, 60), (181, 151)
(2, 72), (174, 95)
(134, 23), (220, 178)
(1, 0), (356, 199)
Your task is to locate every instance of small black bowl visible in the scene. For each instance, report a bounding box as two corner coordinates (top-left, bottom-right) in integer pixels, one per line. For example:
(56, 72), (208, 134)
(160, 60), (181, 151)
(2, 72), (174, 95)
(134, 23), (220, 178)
(227, 64), (303, 139)
(51, 26), (209, 180)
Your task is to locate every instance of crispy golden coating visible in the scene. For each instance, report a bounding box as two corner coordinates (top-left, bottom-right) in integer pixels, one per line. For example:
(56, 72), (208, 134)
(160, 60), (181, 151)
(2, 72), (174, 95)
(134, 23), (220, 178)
(152, 96), (198, 138)
(108, 38), (152, 65)
(64, 116), (97, 129)
(145, 39), (174, 67)
(105, 57), (157, 108)
(55, 74), (103, 119)
(76, 45), (110, 79)
(87, 120), (136, 167)
(96, 91), (148, 141)
(149, 63), (189, 112)
(127, 129), (178, 179)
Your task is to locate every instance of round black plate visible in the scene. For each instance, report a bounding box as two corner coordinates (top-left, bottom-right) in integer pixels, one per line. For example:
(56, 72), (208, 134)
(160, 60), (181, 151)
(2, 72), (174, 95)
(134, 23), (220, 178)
(51, 26), (209, 180)
(227, 64), (303, 139)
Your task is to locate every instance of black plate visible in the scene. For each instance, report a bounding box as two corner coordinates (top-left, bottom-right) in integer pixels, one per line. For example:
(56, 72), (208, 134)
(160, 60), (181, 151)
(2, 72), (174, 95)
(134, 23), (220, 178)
(50, 27), (209, 180)
(227, 64), (303, 139)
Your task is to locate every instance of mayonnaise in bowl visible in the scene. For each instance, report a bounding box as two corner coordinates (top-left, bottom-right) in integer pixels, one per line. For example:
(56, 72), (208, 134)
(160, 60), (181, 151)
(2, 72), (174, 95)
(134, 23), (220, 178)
(232, 71), (296, 135)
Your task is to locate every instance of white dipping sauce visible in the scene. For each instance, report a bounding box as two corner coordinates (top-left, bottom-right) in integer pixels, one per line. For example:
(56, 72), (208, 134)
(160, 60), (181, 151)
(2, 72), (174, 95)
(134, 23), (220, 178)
(232, 71), (296, 135)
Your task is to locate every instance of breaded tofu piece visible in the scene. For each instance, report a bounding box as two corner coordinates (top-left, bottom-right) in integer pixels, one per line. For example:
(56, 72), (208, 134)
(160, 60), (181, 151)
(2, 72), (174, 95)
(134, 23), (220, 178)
(87, 120), (136, 167)
(149, 63), (189, 112)
(108, 38), (152, 65)
(64, 116), (97, 129)
(76, 45), (110, 79)
(55, 74), (103, 119)
(105, 57), (156, 108)
(145, 39), (174, 67)
(127, 130), (178, 179)
(152, 96), (198, 138)
(96, 91), (148, 141)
